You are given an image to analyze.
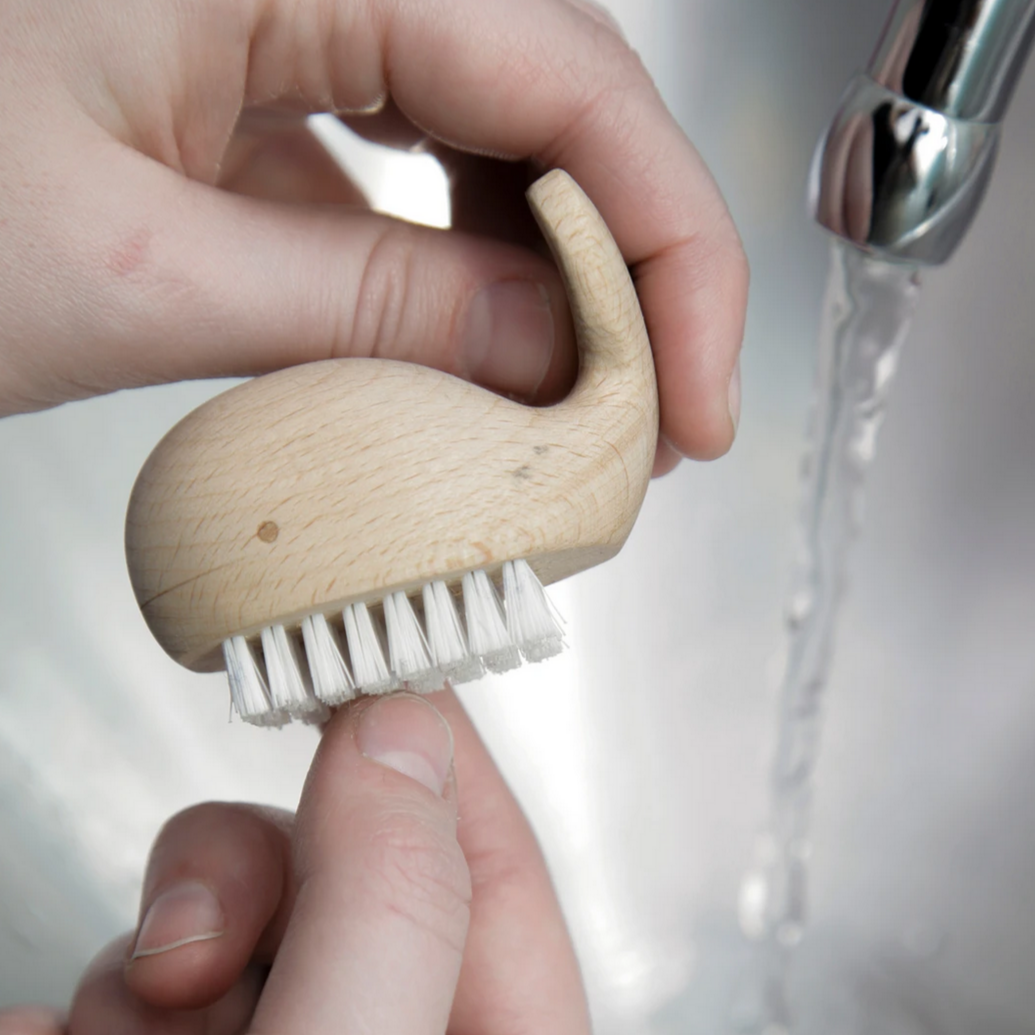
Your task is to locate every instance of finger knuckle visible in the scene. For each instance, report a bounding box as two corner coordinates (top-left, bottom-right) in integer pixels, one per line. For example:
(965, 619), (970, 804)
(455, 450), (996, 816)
(155, 800), (233, 843)
(345, 224), (419, 360)
(676, 215), (750, 300)
(149, 801), (282, 878)
(588, 25), (654, 96)
(566, 0), (628, 42)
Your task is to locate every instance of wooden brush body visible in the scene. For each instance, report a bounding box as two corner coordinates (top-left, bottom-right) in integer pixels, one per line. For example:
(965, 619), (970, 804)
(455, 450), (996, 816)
(125, 171), (659, 671)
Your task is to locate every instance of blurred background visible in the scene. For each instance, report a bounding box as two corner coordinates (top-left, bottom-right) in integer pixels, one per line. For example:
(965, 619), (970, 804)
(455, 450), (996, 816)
(2, 0), (1034, 1031)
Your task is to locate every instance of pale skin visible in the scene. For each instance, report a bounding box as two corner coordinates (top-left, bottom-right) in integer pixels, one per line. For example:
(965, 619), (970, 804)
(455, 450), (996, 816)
(0, 0), (748, 1027)
(0, 692), (600, 1033)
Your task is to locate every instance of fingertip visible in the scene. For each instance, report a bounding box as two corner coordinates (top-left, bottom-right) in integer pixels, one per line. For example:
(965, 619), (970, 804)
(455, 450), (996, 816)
(124, 803), (292, 1011)
(651, 437), (683, 477)
(669, 421), (735, 463)
(125, 933), (228, 1010)
(728, 358), (741, 436)
(129, 881), (225, 964)
(355, 693), (455, 797)
(655, 366), (739, 462)
(301, 694), (459, 820)
(645, 228), (748, 462)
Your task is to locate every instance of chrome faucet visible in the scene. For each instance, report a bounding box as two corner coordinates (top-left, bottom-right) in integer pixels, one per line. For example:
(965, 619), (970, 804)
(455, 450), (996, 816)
(812, 0), (1035, 264)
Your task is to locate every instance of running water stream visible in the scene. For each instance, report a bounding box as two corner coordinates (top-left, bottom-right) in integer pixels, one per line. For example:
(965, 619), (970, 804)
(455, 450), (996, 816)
(734, 241), (923, 1034)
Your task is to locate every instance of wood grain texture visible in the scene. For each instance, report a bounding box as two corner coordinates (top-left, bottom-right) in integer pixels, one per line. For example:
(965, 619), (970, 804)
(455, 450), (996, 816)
(125, 170), (659, 670)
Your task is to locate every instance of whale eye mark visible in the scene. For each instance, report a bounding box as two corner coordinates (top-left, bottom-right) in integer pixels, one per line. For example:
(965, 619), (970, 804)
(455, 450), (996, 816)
(257, 521), (279, 543)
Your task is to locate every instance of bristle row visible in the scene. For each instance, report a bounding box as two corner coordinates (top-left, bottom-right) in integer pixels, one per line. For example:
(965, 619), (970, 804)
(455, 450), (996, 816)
(222, 561), (565, 726)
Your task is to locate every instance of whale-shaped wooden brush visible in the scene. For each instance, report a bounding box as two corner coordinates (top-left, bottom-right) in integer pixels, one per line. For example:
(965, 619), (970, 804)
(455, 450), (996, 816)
(125, 170), (658, 725)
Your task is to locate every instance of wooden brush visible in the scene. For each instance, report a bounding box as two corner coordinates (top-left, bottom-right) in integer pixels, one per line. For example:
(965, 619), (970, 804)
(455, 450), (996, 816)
(125, 170), (658, 726)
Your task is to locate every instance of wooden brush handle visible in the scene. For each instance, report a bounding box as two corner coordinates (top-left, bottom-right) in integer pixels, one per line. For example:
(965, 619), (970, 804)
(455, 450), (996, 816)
(126, 170), (659, 670)
(527, 170), (656, 401)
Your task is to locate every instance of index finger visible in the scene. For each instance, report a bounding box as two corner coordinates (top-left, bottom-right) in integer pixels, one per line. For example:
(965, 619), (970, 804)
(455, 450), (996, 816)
(248, 0), (748, 458)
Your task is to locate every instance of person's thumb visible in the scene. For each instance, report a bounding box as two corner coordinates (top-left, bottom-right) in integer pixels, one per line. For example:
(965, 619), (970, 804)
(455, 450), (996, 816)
(251, 694), (470, 1033)
(1, 138), (575, 414)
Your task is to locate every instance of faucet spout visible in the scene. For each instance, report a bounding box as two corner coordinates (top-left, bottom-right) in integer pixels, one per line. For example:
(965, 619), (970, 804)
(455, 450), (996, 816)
(812, 0), (1035, 265)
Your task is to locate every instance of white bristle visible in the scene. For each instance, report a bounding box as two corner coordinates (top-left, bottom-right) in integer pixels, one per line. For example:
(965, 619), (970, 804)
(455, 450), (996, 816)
(423, 580), (485, 684)
(223, 562), (569, 728)
(462, 569), (520, 673)
(502, 559), (566, 663)
(301, 613), (356, 705)
(223, 635), (287, 726)
(384, 591), (444, 693)
(260, 624), (328, 720)
(343, 602), (397, 694)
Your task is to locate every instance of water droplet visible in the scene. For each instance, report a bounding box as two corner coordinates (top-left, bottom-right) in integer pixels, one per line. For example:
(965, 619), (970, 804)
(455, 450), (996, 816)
(738, 870), (770, 941)
(786, 589), (814, 627)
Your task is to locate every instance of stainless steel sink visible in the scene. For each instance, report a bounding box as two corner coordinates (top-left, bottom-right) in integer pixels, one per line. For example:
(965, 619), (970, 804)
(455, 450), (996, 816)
(2, 1), (1034, 1030)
